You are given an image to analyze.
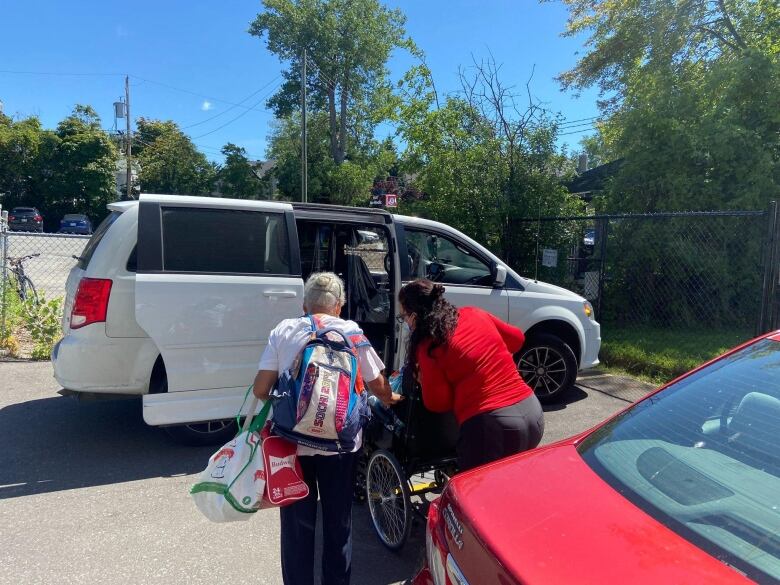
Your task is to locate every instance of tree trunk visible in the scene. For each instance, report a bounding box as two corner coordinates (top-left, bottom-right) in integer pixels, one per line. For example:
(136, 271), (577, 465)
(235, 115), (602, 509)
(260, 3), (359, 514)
(327, 86), (339, 163)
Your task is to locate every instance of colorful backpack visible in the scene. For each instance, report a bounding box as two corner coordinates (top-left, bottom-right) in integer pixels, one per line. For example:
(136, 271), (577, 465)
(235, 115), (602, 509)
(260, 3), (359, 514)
(270, 315), (372, 453)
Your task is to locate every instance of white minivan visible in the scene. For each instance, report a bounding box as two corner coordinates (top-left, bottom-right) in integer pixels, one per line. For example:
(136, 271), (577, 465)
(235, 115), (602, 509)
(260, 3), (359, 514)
(53, 194), (600, 445)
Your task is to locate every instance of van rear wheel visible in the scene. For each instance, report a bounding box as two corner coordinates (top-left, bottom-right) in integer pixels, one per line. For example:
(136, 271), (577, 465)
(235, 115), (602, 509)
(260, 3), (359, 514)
(516, 333), (577, 403)
(151, 365), (238, 446)
(164, 420), (237, 446)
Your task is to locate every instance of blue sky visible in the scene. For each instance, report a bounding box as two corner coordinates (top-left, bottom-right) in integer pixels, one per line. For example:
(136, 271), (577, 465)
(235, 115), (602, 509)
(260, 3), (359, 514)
(0, 0), (600, 162)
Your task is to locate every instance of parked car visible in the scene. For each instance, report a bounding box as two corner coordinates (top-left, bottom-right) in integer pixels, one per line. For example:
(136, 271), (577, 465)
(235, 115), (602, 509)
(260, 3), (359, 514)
(52, 194), (600, 445)
(58, 213), (93, 235)
(8, 207), (44, 232)
(413, 333), (780, 585)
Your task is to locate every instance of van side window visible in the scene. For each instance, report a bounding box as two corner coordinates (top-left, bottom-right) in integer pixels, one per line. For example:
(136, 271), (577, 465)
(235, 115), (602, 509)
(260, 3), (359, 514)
(161, 208), (291, 275)
(77, 211), (121, 270)
(406, 229), (493, 286)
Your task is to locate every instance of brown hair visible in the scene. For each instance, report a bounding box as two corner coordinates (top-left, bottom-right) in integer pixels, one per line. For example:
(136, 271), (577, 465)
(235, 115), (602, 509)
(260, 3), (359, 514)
(399, 279), (459, 370)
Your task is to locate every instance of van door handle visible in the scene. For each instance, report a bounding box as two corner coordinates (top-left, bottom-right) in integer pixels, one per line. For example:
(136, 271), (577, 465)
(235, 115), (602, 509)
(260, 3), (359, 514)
(262, 290), (298, 298)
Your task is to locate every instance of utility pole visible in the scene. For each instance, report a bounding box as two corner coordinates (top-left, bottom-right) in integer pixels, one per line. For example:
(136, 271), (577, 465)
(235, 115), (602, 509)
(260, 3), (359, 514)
(125, 75), (133, 201)
(301, 48), (308, 203)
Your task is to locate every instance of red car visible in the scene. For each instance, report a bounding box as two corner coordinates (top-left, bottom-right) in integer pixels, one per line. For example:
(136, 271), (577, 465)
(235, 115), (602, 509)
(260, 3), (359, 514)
(414, 332), (780, 585)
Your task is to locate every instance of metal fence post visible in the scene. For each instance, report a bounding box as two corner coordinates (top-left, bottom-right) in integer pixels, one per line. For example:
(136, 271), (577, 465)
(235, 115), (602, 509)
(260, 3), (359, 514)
(759, 200), (780, 334)
(1, 210), (8, 340)
(596, 216), (609, 319)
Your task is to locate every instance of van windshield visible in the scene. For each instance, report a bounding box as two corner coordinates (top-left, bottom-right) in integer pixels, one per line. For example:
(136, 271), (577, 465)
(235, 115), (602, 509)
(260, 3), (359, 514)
(77, 212), (120, 269)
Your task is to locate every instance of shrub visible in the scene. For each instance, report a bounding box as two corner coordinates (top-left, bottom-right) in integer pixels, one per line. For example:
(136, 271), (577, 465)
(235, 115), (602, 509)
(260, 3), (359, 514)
(21, 296), (63, 361)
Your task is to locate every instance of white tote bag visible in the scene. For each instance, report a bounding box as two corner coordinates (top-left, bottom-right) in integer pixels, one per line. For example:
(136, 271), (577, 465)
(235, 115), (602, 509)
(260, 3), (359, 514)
(190, 393), (271, 523)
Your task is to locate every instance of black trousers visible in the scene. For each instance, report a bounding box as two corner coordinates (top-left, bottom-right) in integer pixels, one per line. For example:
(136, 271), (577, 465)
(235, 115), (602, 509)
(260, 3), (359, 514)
(280, 452), (356, 585)
(456, 394), (545, 472)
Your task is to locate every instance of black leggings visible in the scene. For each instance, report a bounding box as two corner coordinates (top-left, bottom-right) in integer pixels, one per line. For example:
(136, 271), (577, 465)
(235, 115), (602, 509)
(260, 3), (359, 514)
(456, 394), (545, 472)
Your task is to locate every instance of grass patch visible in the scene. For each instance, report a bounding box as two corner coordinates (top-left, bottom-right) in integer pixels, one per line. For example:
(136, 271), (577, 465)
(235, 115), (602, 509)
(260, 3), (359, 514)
(600, 325), (754, 384)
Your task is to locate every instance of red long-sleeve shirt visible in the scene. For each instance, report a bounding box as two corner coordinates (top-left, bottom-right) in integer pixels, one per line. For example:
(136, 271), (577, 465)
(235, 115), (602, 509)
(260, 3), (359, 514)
(417, 306), (533, 424)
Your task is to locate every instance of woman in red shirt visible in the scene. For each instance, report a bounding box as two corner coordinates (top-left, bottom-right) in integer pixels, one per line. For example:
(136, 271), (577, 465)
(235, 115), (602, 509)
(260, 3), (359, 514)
(398, 279), (544, 471)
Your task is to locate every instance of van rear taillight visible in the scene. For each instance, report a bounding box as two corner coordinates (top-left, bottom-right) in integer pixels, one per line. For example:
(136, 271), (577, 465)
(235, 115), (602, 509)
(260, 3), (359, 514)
(70, 278), (112, 329)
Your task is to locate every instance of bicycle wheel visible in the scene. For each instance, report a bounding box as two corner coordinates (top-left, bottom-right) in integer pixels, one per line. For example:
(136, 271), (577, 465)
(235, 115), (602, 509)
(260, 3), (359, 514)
(366, 449), (411, 551)
(19, 275), (39, 304)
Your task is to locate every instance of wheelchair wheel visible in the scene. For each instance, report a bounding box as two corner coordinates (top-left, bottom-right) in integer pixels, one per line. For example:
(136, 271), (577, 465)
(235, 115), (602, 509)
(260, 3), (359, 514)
(366, 449), (411, 551)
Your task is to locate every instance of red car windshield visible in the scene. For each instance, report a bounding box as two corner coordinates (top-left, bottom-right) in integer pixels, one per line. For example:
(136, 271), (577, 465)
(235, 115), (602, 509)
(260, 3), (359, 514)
(578, 338), (780, 583)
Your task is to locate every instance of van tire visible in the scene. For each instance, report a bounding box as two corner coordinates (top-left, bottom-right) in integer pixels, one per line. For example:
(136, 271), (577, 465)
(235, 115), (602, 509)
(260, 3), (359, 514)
(151, 365), (238, 446)
(516, 334), (577, 404)
(164, 420), (238, 447)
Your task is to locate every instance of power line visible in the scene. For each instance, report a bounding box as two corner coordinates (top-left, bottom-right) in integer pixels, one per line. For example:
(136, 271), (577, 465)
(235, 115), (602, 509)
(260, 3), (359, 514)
(181, 76), (281, 129)
(191, 80), (282, 140)
(558, 120), (600, 130)
(559, 127), (597, 136)
(130, 75), (275, 113)
(559, 115), (601, 127)
(0, 69), (122, 77)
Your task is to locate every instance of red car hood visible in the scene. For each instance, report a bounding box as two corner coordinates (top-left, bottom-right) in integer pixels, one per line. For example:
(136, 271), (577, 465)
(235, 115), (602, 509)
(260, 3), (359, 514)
(445, 443), (751, 585)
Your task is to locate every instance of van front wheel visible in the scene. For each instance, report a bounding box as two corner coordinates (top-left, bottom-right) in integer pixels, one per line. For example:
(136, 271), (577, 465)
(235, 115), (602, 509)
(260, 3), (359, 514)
(164, 420), (237, 446)
(516, 334), (577, 403)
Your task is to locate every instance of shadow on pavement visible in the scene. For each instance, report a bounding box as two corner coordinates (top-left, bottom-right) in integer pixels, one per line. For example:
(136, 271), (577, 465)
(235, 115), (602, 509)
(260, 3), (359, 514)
(540, 385), (589, 412)
(350, 504), (424, 584)
(0, 394), (214, 499)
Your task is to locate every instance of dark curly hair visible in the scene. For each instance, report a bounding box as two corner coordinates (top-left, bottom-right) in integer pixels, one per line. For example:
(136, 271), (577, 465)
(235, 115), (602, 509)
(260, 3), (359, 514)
(399, 279), (459, 372)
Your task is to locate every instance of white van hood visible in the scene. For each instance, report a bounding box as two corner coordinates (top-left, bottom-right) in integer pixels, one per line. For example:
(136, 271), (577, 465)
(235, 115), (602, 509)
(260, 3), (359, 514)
(519, 277), (586, 301)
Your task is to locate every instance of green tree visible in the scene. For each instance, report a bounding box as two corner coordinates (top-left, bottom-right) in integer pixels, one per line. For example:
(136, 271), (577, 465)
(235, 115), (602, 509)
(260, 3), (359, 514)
(249, 0), (414, 165)
(0, 114), (46, 207)
(557, 0), (780, 211)
(397, 60), (583, 268)
(49, 105), (117, 221)
(135, 118), (216, 195)
(267, 111), (395, 204)
(217, 143), (264, 199)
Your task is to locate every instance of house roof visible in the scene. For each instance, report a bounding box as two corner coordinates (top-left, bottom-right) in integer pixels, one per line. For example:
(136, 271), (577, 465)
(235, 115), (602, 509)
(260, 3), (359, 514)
(566, 159), (623, 196)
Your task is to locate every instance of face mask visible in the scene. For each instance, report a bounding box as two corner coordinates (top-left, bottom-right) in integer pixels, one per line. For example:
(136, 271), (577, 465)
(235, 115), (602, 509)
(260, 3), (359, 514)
(402, 322), (413, 334)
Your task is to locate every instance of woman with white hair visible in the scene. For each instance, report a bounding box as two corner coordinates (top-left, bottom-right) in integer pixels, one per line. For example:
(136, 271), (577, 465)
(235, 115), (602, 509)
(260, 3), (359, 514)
(252, 272), (400, 585)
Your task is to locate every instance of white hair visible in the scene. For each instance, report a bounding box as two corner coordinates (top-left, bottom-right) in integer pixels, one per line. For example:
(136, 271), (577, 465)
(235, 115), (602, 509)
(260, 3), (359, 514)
(303, 272), (346, 313)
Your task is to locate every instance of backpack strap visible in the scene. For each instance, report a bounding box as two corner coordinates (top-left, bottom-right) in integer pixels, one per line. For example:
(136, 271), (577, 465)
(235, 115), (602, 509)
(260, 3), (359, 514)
(347, 332), (372, 348)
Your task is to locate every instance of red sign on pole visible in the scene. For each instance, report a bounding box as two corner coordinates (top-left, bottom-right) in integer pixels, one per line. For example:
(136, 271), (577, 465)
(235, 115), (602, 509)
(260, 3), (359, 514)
(384, 194), (398, 208)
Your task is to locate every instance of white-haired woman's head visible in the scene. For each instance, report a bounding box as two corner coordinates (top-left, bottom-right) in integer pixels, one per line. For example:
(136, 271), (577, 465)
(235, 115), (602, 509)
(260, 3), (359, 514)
(303, 272), (346, 316)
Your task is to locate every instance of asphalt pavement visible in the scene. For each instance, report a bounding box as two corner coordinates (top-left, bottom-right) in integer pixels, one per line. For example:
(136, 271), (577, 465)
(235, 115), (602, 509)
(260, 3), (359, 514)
(0, 362), (637, 585)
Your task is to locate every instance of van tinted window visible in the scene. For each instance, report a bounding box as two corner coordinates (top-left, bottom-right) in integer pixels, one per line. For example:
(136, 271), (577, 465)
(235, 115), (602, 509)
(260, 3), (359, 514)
(77, 211), (121, 269)
(161, 207), (291, 275)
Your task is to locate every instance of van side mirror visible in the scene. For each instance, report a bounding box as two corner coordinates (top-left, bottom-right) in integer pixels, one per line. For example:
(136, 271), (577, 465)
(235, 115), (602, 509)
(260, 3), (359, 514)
(493, 264), (507, 288)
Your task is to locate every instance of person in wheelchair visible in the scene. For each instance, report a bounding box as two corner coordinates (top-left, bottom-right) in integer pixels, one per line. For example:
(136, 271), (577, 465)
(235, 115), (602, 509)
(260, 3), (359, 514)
(398, 279), (545, 471)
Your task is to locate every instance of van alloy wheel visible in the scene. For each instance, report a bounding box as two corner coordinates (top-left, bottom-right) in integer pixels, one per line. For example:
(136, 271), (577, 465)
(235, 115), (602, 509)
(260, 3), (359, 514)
(164, 419), (238, 446)
(516, 334), (577, 403)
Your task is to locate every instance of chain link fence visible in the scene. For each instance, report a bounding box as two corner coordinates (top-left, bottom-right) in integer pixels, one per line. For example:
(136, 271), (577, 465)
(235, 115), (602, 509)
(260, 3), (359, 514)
(1, 220), (89, 356)
(512, 210), (772, 331)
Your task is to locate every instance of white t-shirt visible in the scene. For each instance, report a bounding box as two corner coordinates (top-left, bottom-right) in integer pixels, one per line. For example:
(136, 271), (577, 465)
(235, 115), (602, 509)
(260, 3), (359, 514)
(258, 314), (385, 455)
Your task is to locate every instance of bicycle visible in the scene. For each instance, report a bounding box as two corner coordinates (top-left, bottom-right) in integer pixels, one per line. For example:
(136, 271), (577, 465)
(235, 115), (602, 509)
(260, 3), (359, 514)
(6, 253), (40, 304)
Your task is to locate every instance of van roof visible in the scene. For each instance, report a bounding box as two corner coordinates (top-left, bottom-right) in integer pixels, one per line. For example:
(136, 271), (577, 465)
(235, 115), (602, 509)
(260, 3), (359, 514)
(107, 201), (139, 213)
(292, 202), (391, 216)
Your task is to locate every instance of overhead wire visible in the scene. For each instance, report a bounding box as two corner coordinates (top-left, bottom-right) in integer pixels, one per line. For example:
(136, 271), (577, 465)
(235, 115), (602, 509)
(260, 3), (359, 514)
(191, 79), (283, 140)
(130, 75), (274, 113)
(180, 76), (281, 129)
(0, 69), (122, 77)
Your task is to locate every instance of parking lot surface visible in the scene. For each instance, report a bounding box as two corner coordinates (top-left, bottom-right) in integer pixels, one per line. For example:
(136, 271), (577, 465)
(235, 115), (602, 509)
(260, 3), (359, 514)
(0, 362), (633, 585)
